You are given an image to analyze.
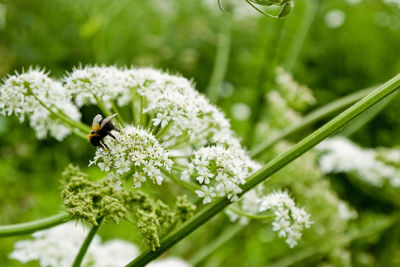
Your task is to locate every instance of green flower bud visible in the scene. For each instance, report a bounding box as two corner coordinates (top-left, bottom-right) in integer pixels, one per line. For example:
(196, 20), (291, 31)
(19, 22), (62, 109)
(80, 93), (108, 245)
(61, 164), (140, 225)
(278, 1), (294, 18)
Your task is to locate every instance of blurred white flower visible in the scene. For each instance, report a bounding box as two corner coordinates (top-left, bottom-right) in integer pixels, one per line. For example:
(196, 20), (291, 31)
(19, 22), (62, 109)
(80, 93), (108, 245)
(345, 0), (362, 4)
(147, 257), (191, 267)
(9, 222), (99, 267)
(324, 9), (346, 29)
(0, 68), (81, 140)
(337, 201), (358, 220)
(90, 239), (139, 267)
(231, 102), (251, 121)
(9, 222), (190, 267)
(383, 0), (400, 9)
(275, 67), (316, 110)
(316, 137), (400, 188)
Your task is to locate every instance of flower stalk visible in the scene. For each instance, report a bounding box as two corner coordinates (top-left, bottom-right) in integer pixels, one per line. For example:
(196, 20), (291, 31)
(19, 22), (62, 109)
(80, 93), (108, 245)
(72, 216), (104, 267)
(0, 212), (72, 237)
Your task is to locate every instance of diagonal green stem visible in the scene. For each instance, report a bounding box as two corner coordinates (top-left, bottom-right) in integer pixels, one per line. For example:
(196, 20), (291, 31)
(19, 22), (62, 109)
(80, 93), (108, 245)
(93, 95), (113, 117)
(250, 87), (375, 157)
(126, 73), (400, 267)
(72, 217), (104, 267)
(111, 101), (126, 125)
(30, 93), (90, 135)
(0, 212), (72, 237)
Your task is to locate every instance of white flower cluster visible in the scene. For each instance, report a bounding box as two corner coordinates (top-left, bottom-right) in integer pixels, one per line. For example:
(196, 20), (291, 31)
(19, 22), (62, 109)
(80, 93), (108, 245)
(275, 67), (316, 111)
(9, 222), (190, 267)
(133, 68), (232, 146)
(90, 126), (173, 187)
(64, 66), (132, 108)
(0, 68), (81, 140)
(258, 190), (313, 248)
(383, 0), (400, 9)
(65, 66), (234, 147)
(316, 137), (400, 188)
(184, 145), (261, 204)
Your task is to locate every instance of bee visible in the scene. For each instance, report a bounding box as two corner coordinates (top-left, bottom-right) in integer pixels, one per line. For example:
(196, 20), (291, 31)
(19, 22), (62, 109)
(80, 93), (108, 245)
(88, 113), (120, 150)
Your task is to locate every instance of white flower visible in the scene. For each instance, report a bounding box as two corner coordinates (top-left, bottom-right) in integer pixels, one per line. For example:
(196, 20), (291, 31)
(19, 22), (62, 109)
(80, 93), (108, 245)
(383, 0), (400, 9)
(185, 144), (260, 203)
(9, 222), (99, 267)
(90, 239), (139, 267)
(147, 257), (192, 267)
(91, 125), (173, 187)
(0, 68), (81, 140)
(316, 137), (400, 188)
(259, 190), (313, 248)
(324, 9), (346, 29)
(64, 65), (131, 108)
(9, 222), (191, 267)
(195, 185), (217, 204)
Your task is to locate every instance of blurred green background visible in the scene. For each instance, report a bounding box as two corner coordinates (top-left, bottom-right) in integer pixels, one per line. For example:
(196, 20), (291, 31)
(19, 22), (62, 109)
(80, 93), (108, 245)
(1, 0), (400, 266)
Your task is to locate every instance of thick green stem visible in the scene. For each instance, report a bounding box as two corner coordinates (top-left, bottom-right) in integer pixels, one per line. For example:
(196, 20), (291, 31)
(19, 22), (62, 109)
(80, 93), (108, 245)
(250, 87), (374, 157)
(0, 212), (72, 237)
(189, 223), (245, 266)
(126, 73), (400, 267)
(72, 217), (104, 267)
(206, 13), (232, 103)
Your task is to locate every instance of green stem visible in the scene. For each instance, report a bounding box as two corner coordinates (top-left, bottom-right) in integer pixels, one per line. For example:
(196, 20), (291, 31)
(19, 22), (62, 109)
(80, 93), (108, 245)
(250, 87), (375, 157)
(0, 212), (72, 237)
(162, 169), (199, 192)
(29, 91), (90, 134)
(247, 20), (286, 147)
(125, 73), (400, 267)
(283, 0), (319, 71)
(93, 95), (113, 117)
(72, 217), (104, 267)
(228, 207), (274, 220)
(130, 87), (143, 126)
(268, 247), (320, 267)
(140, 95), (147, 125)
(206, 13), (232, 103)
(189, 223), (245, 266)
(111, 101), (126, 125)
(155, 121), (173, 139)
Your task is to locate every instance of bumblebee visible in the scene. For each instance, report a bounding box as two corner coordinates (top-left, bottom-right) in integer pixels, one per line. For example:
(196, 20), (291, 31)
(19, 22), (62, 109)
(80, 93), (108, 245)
(88, 113), (120, 150)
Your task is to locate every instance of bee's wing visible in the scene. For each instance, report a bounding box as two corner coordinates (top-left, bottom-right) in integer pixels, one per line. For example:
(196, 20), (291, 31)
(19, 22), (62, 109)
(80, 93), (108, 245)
(92, 114), (103, 126)
(100, 113), (118, 128)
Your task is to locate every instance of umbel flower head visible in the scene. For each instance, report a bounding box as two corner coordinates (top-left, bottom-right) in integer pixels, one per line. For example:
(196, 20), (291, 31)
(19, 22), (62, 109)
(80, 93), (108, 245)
(316, 137), (400, 188)
(227, 187), (312, 248)
(259, 190), (313, 248)
(184, 144), (261, 203)
(0, 68), (81, 140)
(89, 126), (173, 187)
